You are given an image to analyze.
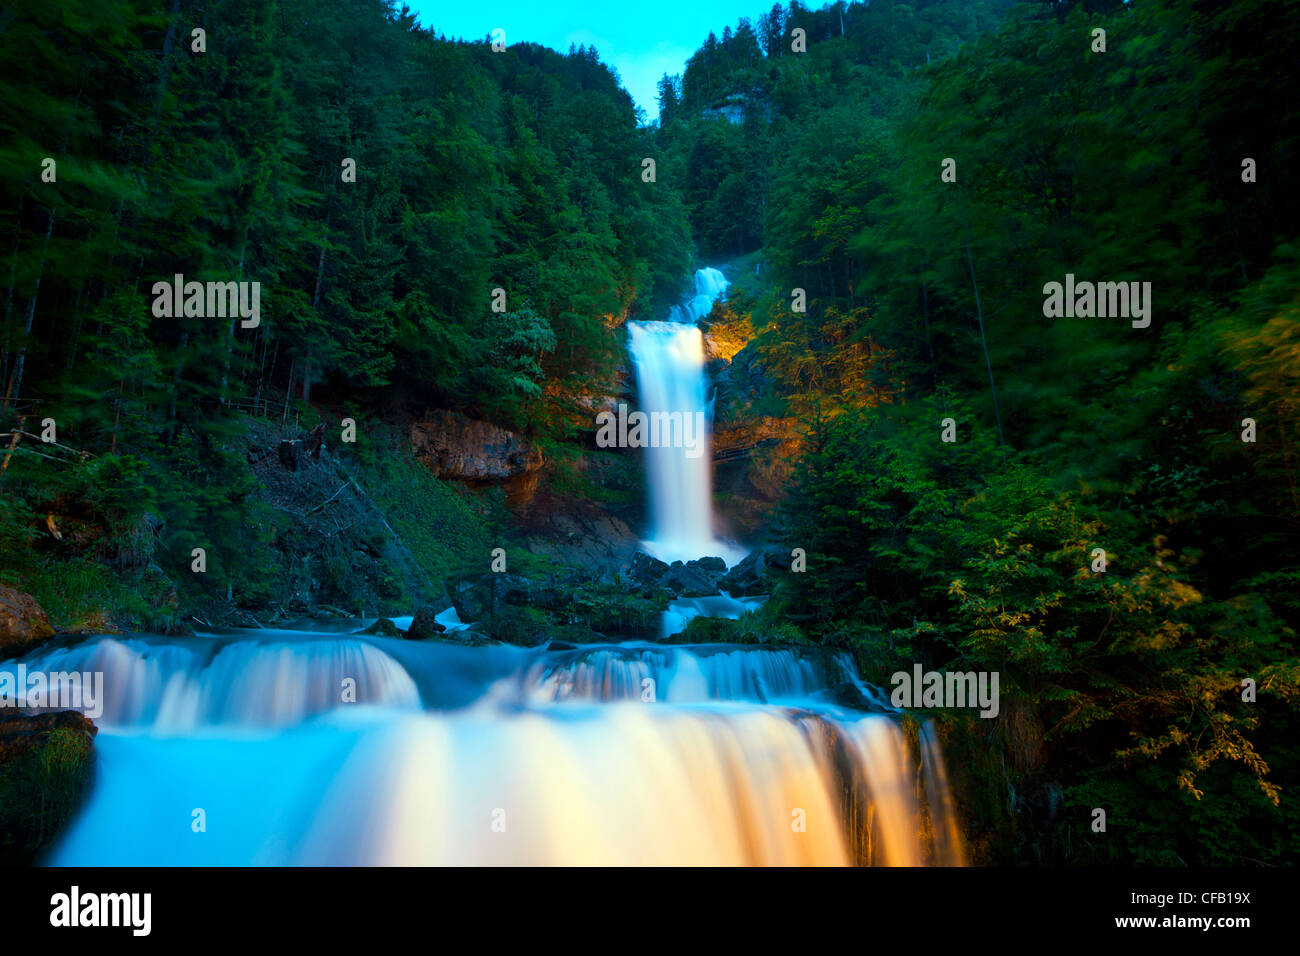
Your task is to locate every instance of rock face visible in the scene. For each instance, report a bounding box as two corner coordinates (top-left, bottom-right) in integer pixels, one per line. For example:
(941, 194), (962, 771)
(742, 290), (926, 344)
(405, 605), (447, 640)
(717, 546), (781, 596)
(627, 552), (670, 586)
(523, 509), (641, 576)
(662, 558), (729, 597)
(701, 310), (754, 364)
(411, 412), (543, 481)
(0, 587), (56, 657)
(627, 552), (730, 598)
(449, 574), (572, 622)
(710, 343), (802, 535)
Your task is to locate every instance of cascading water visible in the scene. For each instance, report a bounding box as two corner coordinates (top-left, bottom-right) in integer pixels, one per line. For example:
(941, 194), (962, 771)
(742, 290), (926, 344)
(9, 631), (965, 866)
(627, 267), (742, 566)
(7, 269), (965, 867)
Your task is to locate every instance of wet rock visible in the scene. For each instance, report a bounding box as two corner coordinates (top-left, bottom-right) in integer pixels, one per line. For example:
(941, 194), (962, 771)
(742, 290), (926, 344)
(362, 617), (401, 637)
(661, 558), (727, 598)
(450, 628), (498, 647)
(521, 509), (641, 579)
(0, 587), (56, 657)
(449, 574), (537, 621)
(405, 605), (447, 640)
(627, 551), (670, 586)
(717, 546), (781, 596)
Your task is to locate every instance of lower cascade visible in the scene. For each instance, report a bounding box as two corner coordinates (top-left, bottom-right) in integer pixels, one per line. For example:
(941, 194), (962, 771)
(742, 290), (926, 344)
(9, 632), (966, 866)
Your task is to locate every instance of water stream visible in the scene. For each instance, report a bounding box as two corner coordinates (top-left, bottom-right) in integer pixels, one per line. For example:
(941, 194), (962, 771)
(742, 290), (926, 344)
(9, 632), (964, 865)
(8, 266), (965, 866)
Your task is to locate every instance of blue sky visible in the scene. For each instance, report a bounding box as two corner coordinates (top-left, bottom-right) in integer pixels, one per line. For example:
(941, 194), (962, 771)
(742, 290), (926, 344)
(403, 1), (764, 122)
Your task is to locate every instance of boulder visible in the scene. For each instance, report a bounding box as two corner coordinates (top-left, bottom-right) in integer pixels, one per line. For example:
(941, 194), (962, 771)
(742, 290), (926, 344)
(448, 577), (489, 622)
(450, 628), (497, 647)
(449, 574), (537, 622)
(627, 551), (670, 586)
(661, 558), (727, 598)
(361, 617), (401, 637)
(718, 546), (780, 596)
(0, 587), (56, 657)
(405, 605), (447, 640)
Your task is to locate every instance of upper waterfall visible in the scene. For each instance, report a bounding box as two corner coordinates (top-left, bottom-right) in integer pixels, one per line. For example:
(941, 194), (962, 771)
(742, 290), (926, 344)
(627, 267), (742, 566)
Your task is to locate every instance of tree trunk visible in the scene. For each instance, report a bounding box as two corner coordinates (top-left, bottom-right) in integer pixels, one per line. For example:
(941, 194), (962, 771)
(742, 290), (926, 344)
(165, 330), (188, 444)
(964, 226), (1005, 461)
(919, 250), (938, 387)
(2, 196), (25, 405)
(110, 378), (124, 455)
(282, 355), (295, 426)
(220, 240), (248, 404)
(150, 0), (184, 129)
(4, 205), (56, 411)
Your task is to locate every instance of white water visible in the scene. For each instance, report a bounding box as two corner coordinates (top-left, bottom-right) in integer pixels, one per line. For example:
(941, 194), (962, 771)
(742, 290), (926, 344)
(663, 592), (767, 638)
(627, 267), (741, 566)
(9, 268), (967, 867)
(10, 632), (965, 866)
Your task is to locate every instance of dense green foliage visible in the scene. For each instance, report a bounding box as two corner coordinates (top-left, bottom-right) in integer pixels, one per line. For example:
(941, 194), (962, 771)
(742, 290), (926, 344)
(1, 0), (1296, 867)
(654, 0), (1300, 864)
(0, 0), (690, 611)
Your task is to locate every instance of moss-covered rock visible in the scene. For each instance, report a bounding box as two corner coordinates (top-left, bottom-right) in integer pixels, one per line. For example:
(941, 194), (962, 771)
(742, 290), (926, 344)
(361, 617), (402, 637)
(0, 711), (97, 864)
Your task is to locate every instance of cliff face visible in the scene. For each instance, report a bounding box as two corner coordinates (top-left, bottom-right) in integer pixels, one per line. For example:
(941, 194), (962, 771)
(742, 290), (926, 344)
(410, 412), (544, 482)
(702, 307), (801, 540)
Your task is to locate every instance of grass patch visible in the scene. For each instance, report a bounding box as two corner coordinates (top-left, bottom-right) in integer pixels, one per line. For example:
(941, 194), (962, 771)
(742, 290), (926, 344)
(0, 725), (95, 864)
(344, 426), (493, 586)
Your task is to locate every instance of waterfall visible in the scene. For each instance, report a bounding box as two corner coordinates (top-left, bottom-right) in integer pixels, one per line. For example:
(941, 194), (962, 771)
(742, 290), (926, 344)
(4, 262), (969, 867)
(8, 631), (965, 865)
(627, 267), (741, 565)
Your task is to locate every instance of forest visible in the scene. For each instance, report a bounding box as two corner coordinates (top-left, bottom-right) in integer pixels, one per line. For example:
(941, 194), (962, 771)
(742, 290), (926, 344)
(1, 0), (1298, 868)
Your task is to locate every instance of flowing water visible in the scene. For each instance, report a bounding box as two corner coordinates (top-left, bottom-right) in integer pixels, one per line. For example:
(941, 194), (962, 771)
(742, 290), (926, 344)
(627, 267), (742, 566)
(8, 266), (965, 866)
(8, 632), (964, 865)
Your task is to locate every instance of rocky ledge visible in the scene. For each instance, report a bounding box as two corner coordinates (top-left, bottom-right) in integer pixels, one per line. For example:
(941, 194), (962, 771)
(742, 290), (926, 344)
(411, 411), (543, 481)
(0, 586), (56, 658)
